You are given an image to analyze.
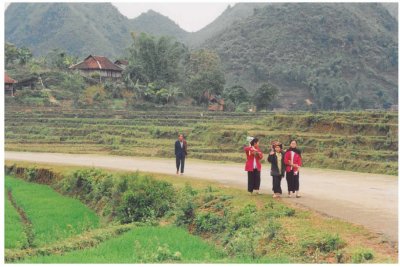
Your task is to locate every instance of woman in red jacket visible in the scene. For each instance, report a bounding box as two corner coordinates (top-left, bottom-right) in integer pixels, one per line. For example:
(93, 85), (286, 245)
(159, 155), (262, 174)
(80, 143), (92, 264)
(244, 137), (264, 194)
(284, 140), (302, 198)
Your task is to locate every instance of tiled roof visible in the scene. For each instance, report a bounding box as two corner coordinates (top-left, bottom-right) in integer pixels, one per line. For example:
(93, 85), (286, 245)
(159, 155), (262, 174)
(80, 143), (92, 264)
(70, 55), (122, 71)
(5, 73), (17, 84)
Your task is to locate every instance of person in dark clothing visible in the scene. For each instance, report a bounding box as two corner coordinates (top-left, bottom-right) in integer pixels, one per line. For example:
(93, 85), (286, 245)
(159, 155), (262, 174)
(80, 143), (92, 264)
(175, 134), (187, 175)
(284, 140), (302, 198)
(267, 141), (285, 198)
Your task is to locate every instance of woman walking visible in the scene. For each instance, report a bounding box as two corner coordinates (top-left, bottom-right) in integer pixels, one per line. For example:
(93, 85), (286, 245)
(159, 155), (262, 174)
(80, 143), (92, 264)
(267, 141), (285, 198)
(244, 137), (264, 194)
(284, 140), (302, 198)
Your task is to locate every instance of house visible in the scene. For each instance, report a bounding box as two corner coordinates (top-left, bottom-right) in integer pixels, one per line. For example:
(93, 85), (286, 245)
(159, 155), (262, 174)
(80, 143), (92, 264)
(5, 73), (17, 96)
(114, 59), (129, 70)
(208, 95), (225, 111)
(69, 55), (123, 79)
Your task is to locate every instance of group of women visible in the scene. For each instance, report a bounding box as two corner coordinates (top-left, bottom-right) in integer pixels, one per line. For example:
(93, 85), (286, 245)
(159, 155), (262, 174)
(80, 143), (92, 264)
(244, 138), (302, 198)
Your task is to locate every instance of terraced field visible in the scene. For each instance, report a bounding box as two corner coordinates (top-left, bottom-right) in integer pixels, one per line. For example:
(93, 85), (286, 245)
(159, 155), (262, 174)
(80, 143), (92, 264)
(5, 176), (100, 247)
(5, 107), (397, 174)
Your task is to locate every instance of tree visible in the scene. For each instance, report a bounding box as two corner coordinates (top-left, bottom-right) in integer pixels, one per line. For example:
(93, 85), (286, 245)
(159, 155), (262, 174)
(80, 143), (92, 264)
(253, 83), (278, 111)
(61, 72), (85, 107)
(184, 49), (225, 104)
(18, 47), (33, 65)
(126, 33), (186, 84)
(46, 49), (78, 69)
(223, 85), (249, 106)
(5, 42), (19, 66)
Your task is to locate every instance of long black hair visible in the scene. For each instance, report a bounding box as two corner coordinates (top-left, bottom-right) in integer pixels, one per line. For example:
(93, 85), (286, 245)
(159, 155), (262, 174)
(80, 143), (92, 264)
(250, 137), (259, 146)
(288, 139), (301, 156)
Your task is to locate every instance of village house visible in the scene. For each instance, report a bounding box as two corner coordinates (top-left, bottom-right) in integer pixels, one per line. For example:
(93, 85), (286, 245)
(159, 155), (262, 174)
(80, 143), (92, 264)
(5, 72), (17, 96)
(114, 59), (129, 70)
(69, 55), (123, 79)
(204, 91), (225, 111)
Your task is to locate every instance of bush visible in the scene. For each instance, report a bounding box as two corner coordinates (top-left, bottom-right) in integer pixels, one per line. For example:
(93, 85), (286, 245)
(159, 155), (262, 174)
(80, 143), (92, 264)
(174, 184), (198, 226)
(301, 234), (346, 254)
(194, 212), (227, 234)
(352, 248), (374, 263)
(117, 175), (175, 223)
(225, 227), (261, 259)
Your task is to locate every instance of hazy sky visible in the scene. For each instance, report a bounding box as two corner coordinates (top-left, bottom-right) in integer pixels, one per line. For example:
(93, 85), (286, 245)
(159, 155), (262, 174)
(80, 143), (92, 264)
(4, 1), (235, 32)
(112, 2), (234, 32)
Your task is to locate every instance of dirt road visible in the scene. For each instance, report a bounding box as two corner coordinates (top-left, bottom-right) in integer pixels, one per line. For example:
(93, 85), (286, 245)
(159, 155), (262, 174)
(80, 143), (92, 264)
(5, 151), (398, 243)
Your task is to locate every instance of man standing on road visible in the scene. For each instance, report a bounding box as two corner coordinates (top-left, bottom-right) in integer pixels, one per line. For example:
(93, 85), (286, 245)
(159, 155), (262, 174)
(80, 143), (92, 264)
(175, 134), (187, 175)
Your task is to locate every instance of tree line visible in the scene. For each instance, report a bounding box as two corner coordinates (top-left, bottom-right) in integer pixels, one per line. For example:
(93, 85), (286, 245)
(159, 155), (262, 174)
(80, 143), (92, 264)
(5, 36), (281, 111)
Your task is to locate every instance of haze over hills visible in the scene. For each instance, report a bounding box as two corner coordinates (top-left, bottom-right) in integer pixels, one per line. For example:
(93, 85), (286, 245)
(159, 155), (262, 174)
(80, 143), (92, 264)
(5, 3), (188, 58)
(5, 2), (398, 109)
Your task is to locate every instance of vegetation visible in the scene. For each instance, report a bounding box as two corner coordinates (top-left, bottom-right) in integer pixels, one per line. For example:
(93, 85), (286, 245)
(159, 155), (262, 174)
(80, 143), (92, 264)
(5, 193), (28, 249)
(5, 175), (100, 247)
(18, 226), (231, 263)
(4, 164), (397, 263)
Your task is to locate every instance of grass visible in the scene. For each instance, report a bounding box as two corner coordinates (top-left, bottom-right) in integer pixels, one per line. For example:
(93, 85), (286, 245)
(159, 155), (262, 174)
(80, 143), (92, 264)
(4, 193), (28, 249)
(5, 175), (100, 247)
(17, 226), (288, 263)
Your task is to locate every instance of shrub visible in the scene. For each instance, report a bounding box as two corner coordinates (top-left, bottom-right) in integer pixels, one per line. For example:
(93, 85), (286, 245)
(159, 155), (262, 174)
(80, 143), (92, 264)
(174, 184), (198, 227)
(225, 227), (261, 259)
(264, 201), (296, 218)
(194, 212), (227, 234)
(117, 175), (175, 223)
(231, 204), (257, 230)
(301, 234), (346, 254)
(352, 248), (374, 263)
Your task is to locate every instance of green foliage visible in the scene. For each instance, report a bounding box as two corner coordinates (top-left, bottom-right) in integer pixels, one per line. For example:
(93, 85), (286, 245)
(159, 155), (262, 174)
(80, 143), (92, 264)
(351, 248), (374, 263)
(184, 49), (226, 104)
(60, 72), (85, 107)
(194, 212), (227, 234)
(174, 184), (198, 226)
(5, 176), (100, 247)
(301, 234), (346, 254)
(126, 32), (186, 84)
(4, 192), (28, 249)
(17, 226), (227, 263)
(223, 85), (250, 106)
(253, 83), (278, 111)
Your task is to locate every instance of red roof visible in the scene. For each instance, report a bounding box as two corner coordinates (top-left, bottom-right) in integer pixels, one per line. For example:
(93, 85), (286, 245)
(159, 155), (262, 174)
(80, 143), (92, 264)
(114, 59), (129, 65)
(5, 73), (17, 84)
(70, 55), (123, 71)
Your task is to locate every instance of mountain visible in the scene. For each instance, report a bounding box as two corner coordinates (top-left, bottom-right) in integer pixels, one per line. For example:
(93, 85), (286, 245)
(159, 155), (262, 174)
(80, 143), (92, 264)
(129, 10), (188, 43)
(185, 3), (268, 47)
(5, 3), (131, 58)
(5, 3), (187, 58)
(198, 3), (398, 109)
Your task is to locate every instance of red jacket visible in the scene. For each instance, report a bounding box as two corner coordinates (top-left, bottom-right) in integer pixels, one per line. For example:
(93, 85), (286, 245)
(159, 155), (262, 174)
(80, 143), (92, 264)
(284, 150), (302, 173)
(244, 146), (263, 171)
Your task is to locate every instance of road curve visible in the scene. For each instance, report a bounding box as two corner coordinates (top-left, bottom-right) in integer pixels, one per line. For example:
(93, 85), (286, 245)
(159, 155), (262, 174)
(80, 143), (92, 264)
(5, 151), (398, 242)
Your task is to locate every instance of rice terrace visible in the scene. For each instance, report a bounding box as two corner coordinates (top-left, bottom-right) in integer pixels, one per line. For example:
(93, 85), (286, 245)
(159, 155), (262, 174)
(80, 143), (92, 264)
(3, 1), (398, 264)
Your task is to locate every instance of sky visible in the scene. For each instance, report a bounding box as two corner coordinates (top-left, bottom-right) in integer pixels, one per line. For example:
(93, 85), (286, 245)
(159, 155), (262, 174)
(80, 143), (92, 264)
(111, 2), (234, 32)
(4, 1), (235, 32)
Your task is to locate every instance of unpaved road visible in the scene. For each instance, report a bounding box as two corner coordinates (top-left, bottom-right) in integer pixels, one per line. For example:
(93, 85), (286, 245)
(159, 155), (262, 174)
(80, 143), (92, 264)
(5, 151), (398, 243)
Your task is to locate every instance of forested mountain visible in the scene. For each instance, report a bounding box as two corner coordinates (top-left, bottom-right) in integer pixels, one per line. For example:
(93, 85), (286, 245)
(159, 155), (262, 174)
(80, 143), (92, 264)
(5, 3), (187, 58)
(198, 3), (398, 109)
(129, 10), (188, 43)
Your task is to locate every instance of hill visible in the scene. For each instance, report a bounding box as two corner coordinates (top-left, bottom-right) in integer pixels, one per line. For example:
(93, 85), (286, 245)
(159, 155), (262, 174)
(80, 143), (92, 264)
(129, 10), (188, 43)
(5, 3), (187, 58)
(198, 3), (398, 109)
(185, 3), (268, 47)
